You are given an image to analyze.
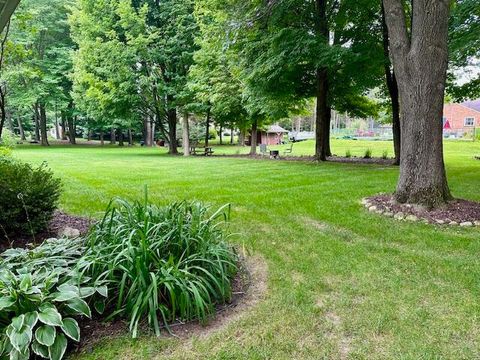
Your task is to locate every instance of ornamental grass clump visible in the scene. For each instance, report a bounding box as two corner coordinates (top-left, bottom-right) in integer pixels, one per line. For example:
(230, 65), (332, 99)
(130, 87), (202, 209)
(83, 197), (238, 337)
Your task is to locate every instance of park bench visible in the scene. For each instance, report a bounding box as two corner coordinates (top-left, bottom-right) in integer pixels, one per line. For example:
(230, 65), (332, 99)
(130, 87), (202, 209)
(190, 146), (214, 156)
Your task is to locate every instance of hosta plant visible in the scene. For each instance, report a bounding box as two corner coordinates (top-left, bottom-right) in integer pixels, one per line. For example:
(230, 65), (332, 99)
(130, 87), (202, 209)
(0, 238), (106, 360)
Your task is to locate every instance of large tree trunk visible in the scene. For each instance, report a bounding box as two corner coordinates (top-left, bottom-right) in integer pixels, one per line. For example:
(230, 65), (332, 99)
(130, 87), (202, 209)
(314, 0), (331, 161)
(17, 117), (25, 141)
(250, 119), (258, 155)
(182, 112), (190, 156)
(39, 103), (49, 146)
(204, 107), (211, 147)
(238, 129), (245, 146)
(383, 0), (451, 208)
(382, 3), (401, 165)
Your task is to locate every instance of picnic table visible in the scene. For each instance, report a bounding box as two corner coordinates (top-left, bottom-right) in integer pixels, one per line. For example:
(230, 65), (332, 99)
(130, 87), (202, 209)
(190, 146), (214, 156)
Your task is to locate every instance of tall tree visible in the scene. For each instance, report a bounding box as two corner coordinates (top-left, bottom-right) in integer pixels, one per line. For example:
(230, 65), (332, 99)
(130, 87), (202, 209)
(383, 0), (451, 208)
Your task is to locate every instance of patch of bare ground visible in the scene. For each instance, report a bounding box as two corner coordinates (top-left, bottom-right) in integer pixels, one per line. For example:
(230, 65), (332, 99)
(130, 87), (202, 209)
(0, 211), (93, 252)
(364, 194), (480, 226)
(74, 255), (268, 354)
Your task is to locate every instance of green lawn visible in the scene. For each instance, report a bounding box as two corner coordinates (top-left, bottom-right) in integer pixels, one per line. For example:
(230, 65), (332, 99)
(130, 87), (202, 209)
(13, 139), (480, 359)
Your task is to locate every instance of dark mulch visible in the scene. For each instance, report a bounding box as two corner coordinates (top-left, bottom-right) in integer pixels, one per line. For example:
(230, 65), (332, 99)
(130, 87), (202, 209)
(327, 156), (396, 165)
(74, 258), (252, 354)
(0, 211), (93, 252)
(217, 154), (396, 165)
(367, 194), (480, 224)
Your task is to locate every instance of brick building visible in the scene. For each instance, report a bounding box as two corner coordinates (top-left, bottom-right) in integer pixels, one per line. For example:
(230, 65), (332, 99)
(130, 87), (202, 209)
(443, 100), (480, 137)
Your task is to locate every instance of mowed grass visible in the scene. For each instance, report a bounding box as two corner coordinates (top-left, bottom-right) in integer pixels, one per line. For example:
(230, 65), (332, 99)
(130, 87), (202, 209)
(13, 139), (480, 359)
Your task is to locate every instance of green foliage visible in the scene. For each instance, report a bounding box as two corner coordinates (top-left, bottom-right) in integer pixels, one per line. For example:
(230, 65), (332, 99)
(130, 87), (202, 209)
(382, 150), (389, 160)
(345, 149), (352, 158)
(83, 197), (238, 337)
(0, 158), (61, 238)
(0, 238), (105, 360)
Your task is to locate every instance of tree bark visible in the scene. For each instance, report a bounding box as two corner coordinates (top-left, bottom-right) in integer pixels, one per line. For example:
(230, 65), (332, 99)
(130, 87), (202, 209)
(381, 3), (401, 165)
(39, 102), (49, 146)
(238, 129), (245, 146)
(230, 128), (234, 144)
(314, 0), (331, 161)
(383, 0), (451, 208)
(250, 118), (258, 155)
(100, 131), (104, 146)
(219, 125), (223, 145)
(17, 117), (25, 141)
(182, 112), (190, 156)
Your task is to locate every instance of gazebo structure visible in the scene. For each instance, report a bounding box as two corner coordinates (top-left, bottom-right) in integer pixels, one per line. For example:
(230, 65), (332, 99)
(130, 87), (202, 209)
(252, 124), (289, 146)
(0, 0), (20, 32)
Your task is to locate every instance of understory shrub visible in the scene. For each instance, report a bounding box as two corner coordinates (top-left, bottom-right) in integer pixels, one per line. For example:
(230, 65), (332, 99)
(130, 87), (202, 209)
(0, 158), (61, 238)
(0, 238), (107, 360)
(82, 198), (238, 337)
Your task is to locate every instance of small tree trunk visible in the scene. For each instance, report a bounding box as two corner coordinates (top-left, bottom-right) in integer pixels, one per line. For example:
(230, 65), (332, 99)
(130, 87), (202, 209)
(17, 117), (25, 141)
(383, 0), (451, 208)
(205, 107), (211, 147)
(6, 111), (13, 132)
(315, 68), (330, 160)
(151, 122), (156, 145)
(230, 128), (234, 144)
(118, 130), (124, 147)
(110, 128), (116, 144)
(34, 105), (40, 142)
(128, 129), (133, 146)
(67, 116), (76, 145)
(144, 117), (152, 146)
(54, 111), (60, 140)
(87, 129), (93, 141)
(100, 131), (104, 146)
(219, 125), (223, 145)
(182, 112), (190, 156)
(238, 129), (245, 146)
(250, 119), (258, 155)
(60, 114), (67, 140)
(167, 104), (178, 154)
(39, 103), (49, 146)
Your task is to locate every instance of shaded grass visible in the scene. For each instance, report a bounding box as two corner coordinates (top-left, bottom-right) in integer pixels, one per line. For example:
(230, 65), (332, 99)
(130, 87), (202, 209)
(13, 139), (480, 359)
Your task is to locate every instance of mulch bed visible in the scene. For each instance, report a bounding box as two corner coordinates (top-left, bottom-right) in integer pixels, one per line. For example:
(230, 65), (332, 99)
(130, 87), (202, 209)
(75, 257), (253, 354)
(365, 194), (480, 226)
(0, 211), (93, 252)
(217, 154), (397, 165)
